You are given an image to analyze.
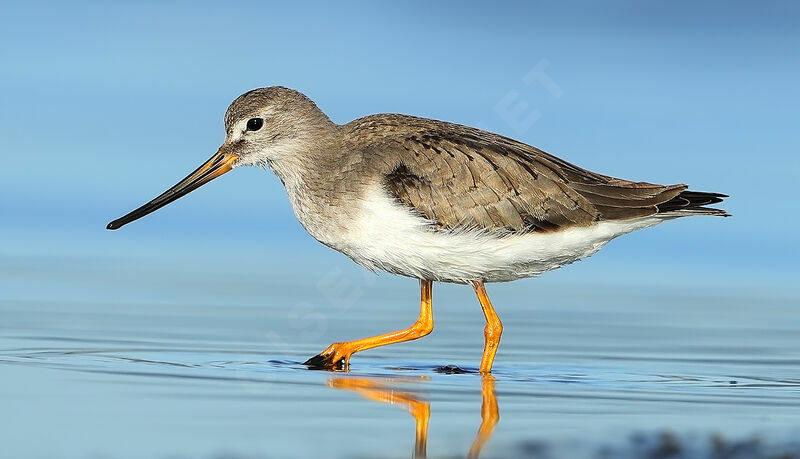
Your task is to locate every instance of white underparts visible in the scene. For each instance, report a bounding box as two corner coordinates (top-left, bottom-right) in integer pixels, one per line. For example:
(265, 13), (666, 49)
(330, 184), (666, 283)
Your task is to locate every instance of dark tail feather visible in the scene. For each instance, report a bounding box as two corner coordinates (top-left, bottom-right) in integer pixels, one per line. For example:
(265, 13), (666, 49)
(656, 190), (730, 217)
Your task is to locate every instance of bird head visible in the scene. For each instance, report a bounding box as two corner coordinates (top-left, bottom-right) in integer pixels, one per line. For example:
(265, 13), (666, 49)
(106, 86), (333, 230)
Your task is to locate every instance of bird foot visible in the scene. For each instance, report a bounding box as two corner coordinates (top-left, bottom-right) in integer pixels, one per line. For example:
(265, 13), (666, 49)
(303, 343), (352, 370)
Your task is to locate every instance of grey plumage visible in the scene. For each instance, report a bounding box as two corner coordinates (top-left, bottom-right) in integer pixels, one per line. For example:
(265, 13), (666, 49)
(106, 86), (730, 371)
(334, 114), (728, 234)
(208, 88), (735, 239)
(221, 88), (727, 236)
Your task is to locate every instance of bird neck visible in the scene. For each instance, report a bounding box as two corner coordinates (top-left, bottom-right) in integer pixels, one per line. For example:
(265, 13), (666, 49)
(265, 126), (361, 248)
(266, 126), (342, 204)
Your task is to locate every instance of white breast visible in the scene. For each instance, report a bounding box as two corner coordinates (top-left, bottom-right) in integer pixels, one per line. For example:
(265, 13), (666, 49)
(308, 183), (666, 284)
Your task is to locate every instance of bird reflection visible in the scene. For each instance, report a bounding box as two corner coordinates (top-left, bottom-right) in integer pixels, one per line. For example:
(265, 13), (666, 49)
(469, 375), (499, 458)
(327, 374), (499, 458)
(328, 377), (431, 457)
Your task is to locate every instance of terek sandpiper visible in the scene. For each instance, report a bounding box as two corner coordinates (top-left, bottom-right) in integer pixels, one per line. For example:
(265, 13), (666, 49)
(107, 86), (728, 373)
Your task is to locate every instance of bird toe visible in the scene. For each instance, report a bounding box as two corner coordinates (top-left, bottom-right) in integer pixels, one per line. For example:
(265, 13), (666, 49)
(303, 352), (346, 370)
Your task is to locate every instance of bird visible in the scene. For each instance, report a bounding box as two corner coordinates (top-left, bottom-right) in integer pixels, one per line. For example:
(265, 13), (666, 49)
(107, 86), (728, 374)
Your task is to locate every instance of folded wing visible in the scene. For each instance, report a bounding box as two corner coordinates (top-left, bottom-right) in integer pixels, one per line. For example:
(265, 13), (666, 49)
(361, 119), (726, 233)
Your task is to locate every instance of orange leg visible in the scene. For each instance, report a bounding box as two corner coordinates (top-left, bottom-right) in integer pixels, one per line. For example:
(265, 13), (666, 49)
(472, 281), (503, 374)
(468, 375), (500, 458)
(305, 280), (434, 370)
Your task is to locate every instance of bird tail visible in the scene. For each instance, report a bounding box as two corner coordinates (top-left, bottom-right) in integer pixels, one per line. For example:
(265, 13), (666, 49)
(655, 190), (730, 217)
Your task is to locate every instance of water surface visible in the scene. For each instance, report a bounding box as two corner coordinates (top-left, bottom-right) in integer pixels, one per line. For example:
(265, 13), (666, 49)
(2, 254), (799, 458)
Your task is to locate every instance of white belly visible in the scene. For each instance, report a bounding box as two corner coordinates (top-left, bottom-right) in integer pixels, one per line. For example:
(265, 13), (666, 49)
(318, 184), (665, 284)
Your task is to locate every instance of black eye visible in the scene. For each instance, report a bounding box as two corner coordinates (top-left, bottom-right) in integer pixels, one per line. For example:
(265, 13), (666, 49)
(246, 118), (264, 131)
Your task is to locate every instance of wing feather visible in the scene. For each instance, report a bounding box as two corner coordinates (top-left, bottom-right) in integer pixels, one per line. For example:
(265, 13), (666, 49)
(350, 115), (719, 232)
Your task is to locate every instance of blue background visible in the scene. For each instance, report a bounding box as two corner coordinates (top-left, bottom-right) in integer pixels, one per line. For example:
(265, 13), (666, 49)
(2, 1), (798, 296)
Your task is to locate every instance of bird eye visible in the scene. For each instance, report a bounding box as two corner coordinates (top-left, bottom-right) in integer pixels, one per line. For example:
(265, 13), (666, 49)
(246, 118), (264, 131)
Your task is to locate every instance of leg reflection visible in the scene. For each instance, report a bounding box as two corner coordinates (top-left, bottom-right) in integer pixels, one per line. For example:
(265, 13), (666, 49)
(468, 375), (499, 459)
(328, 377), (430, 458)
(328, 374), (499, 459)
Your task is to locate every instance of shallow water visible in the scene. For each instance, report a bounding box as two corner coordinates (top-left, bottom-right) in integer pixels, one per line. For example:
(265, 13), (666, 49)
(2, 254), (800, 458)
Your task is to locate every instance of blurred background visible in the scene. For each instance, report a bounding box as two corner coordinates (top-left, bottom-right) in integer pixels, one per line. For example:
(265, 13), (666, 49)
(2, 0), (797, 296)
(2, 2), (800, 458)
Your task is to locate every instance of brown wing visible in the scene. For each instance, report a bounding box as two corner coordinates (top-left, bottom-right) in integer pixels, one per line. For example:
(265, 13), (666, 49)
(361, 118), (696, 233)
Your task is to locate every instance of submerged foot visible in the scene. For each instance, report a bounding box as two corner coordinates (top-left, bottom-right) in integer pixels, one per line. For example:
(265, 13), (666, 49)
(303, 343), (352, 370)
